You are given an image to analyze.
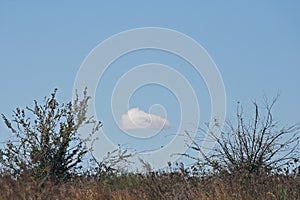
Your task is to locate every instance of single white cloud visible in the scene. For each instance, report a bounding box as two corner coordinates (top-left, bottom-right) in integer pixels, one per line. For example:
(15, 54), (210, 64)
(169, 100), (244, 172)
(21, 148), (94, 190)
(119, 108), (171, 130)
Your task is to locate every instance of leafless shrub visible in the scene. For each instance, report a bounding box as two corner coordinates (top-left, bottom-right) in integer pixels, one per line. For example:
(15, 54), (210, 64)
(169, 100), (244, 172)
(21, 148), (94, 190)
(185, 96), (300, 174)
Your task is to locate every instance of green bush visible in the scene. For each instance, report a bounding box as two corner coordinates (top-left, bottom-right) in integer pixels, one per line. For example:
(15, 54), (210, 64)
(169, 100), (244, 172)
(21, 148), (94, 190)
(0, 88), (101, 181)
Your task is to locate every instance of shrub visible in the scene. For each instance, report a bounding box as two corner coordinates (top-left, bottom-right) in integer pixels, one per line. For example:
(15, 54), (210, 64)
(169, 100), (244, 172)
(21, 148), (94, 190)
(0, 88), (101, 181)
(186, 96), (300, 174)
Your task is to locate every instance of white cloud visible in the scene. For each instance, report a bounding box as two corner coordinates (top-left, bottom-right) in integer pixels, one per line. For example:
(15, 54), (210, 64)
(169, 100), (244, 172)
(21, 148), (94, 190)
(119, 108), (171, 130)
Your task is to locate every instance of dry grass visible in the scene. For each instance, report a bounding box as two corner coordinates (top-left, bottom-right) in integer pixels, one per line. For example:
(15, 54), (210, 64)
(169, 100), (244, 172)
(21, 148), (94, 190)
(0, 170), (299, 200)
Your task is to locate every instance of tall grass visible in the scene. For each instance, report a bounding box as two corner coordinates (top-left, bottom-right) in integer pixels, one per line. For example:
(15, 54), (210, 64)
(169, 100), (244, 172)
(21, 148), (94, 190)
(1, 167), (299, 200)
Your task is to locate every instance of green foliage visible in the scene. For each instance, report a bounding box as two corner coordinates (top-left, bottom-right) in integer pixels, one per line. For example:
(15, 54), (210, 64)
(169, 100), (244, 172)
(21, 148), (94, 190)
(0, 88), (101, 180)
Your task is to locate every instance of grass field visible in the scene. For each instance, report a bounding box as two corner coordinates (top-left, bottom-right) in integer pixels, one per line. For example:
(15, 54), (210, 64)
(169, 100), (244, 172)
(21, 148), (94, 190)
(1, 168), (299, 200)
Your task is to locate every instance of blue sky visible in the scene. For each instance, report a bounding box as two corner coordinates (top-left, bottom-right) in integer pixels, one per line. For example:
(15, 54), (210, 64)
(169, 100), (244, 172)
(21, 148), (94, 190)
(1, 1), (300, 169)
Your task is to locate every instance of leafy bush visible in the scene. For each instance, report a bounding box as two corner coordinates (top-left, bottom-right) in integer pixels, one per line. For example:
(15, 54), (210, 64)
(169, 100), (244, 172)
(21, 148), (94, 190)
(0, 88), (101, 180)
